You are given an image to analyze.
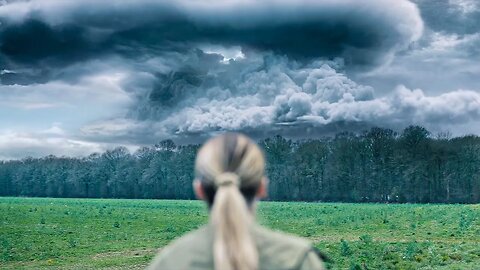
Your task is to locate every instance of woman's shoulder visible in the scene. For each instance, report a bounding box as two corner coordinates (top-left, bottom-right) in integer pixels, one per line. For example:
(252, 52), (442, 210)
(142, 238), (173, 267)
(253, 225), (324, 270)
(253, 224), (312, 250)
(147, 225), (213, 270)
(148, 224), (325, 270)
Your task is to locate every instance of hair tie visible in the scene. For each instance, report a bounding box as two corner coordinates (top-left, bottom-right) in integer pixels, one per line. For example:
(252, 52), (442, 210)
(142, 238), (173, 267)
(215, 172), (240, 187)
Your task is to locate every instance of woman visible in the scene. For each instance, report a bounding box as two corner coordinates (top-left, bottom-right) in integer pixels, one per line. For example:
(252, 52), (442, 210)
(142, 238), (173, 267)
(148, 133), (325, 270)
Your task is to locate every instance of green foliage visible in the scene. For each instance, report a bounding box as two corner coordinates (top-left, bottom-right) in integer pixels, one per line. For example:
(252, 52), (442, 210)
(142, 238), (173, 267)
(359, 234), (373, 244)
(349, 262), (362, 270)
(340, 239), (352, 256)
(1, 126), (479, 203)
(1, 198), (479, 269)
(68, 239), (77, 248)
(405, 242), (419, 260)
(1, 239), (11, 262)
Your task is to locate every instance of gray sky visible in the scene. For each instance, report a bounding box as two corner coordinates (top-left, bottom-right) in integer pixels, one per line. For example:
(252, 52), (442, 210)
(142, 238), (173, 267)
(0, 0), (479, 159)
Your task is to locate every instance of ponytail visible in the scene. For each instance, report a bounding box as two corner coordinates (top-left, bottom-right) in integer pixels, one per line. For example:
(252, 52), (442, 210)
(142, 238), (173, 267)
(195, 133), (265, 270)
(210, 172), (258, 270)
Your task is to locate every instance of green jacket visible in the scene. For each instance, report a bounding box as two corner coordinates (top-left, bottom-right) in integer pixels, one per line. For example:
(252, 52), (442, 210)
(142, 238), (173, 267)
(148, 224), (324, 270)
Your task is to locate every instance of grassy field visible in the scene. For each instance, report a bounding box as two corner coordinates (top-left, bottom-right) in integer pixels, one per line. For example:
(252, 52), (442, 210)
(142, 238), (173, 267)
(0, 197), (479, 269)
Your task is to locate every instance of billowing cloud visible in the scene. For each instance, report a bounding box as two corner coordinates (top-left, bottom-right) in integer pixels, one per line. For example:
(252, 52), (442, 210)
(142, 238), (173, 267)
(80, 54), (480, 142)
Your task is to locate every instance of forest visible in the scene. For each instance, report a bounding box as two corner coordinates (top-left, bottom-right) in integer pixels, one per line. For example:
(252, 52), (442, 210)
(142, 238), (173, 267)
(0, 126), (479, 203)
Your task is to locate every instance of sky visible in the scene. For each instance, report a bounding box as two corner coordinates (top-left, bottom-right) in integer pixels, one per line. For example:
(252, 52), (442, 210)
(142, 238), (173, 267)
(0, 0), (479, 159)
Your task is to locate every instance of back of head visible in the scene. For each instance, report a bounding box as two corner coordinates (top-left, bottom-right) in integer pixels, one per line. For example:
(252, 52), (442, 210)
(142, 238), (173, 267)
(195, 133), (265, 270)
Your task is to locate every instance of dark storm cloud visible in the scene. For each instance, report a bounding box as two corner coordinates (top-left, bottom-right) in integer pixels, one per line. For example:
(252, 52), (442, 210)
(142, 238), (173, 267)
(0, 20), (92, 64)
(0, 18), (103, 84)
(6, 0), (480, 158)
(0, 0), (422, 70)
(0, 0), (423, 116)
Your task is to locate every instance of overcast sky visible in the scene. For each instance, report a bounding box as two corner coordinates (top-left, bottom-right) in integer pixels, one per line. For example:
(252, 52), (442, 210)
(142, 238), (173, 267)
(0, 0), (479, 159)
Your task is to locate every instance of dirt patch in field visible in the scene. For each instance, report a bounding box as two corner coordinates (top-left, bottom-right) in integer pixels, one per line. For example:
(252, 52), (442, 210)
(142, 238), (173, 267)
(309, 235), (478, 244)
(92, 248), (160, 260)
(101, 263), (149, 270)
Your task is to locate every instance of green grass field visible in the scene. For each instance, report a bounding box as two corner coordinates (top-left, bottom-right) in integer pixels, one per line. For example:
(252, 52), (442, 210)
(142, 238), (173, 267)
(0, 197), (479, 270)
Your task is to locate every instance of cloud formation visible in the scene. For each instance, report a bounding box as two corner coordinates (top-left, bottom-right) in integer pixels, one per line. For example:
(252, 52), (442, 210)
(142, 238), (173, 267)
(0, 0), (479, 158)
(80, 54), (480, 143)
(0, 0), (422, 70)
(0, 124), (105, 160)
(414, 0), (479, 34)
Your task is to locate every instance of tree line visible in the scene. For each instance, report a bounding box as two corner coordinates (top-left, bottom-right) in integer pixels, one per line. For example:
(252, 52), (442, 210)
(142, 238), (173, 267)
(0, 126), (479, 203)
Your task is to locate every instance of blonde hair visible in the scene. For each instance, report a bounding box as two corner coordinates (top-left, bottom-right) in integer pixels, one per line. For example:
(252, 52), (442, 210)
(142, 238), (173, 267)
(195, 133), (265, 270)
